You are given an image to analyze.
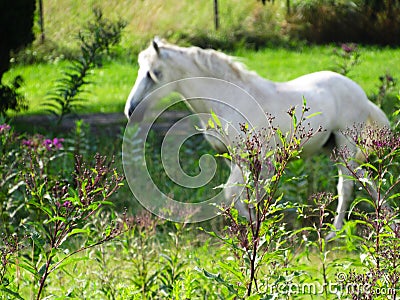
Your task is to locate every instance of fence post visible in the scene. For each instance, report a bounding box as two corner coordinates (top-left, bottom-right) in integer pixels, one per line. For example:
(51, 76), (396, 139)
(213, 0), (219, 30)
(38, 0), (45, 43)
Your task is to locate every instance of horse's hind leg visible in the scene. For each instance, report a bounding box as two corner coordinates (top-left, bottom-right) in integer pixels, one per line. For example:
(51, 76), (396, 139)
(326, 163), (355, 240)
(327, 133), (393, 240)
(224, 166), (254, 221)
(326, 134), (358, 240)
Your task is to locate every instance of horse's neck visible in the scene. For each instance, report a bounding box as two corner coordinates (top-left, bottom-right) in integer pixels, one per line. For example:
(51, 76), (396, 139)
(173, 49), (276, 114)
(185, 48), (256, 83)
(176, 73), (276, 118)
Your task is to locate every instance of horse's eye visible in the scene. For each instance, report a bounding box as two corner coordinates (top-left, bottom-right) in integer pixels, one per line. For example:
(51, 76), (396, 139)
(147, 70), (161, 83)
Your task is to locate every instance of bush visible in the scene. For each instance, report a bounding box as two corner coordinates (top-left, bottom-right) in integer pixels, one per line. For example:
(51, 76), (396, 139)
(173, 3), (287, 51)
(0, 122), (125, 299)
(1, 113), (399, 298)
(0, 0), (35, 78)
(0, 76), (27, 116)
(44, 8), (126, 123)
(288, 0), (400, 45)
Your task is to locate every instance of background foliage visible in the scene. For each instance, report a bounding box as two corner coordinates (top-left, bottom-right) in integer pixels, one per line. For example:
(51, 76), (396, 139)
(8, 0), (400, 65)
(0, 0), (399, 299)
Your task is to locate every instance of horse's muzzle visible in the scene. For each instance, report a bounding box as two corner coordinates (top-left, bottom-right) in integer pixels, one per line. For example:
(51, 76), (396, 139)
(125, 101), (138, 119)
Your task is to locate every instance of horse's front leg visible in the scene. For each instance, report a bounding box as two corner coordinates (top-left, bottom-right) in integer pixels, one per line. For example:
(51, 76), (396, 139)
(326, 164), (355, 240)
(328, 158), (394, 240)
(224, 165), (255, 221)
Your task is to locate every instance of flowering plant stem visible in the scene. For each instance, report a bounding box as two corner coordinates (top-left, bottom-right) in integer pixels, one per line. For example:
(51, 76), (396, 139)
(204, 101), (322, 297)
(333, 124), (399, 298)
(24, 152), (124, 299)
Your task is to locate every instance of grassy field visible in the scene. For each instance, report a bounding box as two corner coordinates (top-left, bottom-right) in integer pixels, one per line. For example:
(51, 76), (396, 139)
(4, 45), (400, 115)
(32, 0), (282, 52)
(1, 2), (399, 298)
(4, 0), (400, 116)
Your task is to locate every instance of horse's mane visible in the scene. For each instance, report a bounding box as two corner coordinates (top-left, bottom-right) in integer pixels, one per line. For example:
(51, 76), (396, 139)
(161, 42), (258, 83)
(191, 47), (257, 82)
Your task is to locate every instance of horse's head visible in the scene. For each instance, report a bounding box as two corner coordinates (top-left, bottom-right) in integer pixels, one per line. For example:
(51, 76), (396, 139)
(124, 38), (178, 119)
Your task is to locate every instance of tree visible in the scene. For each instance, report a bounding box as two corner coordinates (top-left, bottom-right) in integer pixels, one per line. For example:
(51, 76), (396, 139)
(213, 0), (219, 30)
(0, 0), (36, 115)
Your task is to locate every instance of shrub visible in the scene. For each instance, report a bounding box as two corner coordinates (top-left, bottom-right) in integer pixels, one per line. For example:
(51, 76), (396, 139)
(199, 103), (325, 297)
(332, 124), (400, 299)
(0, 122), (125, 299)
(44, 8), (126, 123)
(288, 0), (400, 45)
(0, 0), (35, 78)
(198, 102), (399, 298)
(169, 2), (289, 51)
(0, 76), (28, 116)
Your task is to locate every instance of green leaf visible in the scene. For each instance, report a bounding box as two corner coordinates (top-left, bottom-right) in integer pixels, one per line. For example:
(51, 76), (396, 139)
(291, 226), (316, 236)
(207, 118), (215, 129)
(52, 256), (89, 272)
(264, 150), (275, 159)
(270, 174), (278, 182)
(18, 260), (37, 276)
(349, 197), (376, 217)
(27, 200), (53, 217)
(292, 112), (297, 129)
(247, 295), (262, 300)
(215, 152), (232, 160)
(0, 287), (24, 300)
(45, 216), (67, 224)
(200, 268), (238, 295)
(360, 162), (378, 173)
(387, 192), (400, 200)
(211, 110), (222, 128)
(305, 111), (322, 119)
(67, 228), (89, 237)
(217, 261), (245, 282)
(199, 228), (226, 242)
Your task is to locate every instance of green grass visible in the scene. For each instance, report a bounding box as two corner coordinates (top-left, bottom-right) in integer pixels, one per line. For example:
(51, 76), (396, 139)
(238, 46), (400, 95)
(3, 60), (137, 115)
(33, 0), (279, 53)
(2, 2), (399, 298)
(4, 45), (399, 115)
(4, 216), (380, 299)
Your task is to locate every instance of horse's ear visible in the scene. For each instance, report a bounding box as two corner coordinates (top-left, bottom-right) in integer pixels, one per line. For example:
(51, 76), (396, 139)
(152, 39), (160, 55)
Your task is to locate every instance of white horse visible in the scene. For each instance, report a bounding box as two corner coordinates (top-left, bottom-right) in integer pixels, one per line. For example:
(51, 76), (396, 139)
(124, 38), (389, 235)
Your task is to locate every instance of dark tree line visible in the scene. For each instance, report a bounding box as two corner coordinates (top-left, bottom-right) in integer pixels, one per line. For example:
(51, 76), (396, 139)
(292, 0), (400, 45)
(0, 0), (36, 80)
(0, 0), (36, 114)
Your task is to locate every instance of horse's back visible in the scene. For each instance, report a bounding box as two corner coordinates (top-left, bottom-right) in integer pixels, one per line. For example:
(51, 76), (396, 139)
(284, 71), (375, 125)
(288, 71), (364, 95)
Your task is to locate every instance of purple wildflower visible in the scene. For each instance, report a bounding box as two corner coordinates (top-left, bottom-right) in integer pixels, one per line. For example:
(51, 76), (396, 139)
(53, 138), (64, 149)
(43, 139), (53, 151)
(62, 200), (73, 208)
(42, 137), (64, 151)
(341, 43), (356, 53)
(0, 124), (11, 133)
(372, 140), (388, 148)
(22, 139), (34, 148)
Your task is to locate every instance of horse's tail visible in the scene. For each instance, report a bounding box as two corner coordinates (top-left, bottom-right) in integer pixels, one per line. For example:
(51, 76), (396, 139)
(366, 101), (390, 128)
(355, 101), (390, 161)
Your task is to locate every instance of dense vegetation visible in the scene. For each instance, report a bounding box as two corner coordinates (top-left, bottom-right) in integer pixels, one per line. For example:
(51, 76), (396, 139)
(0, 0), (35, 115)
(1, 1), (399, 299)
(8, 0), (400, 64)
